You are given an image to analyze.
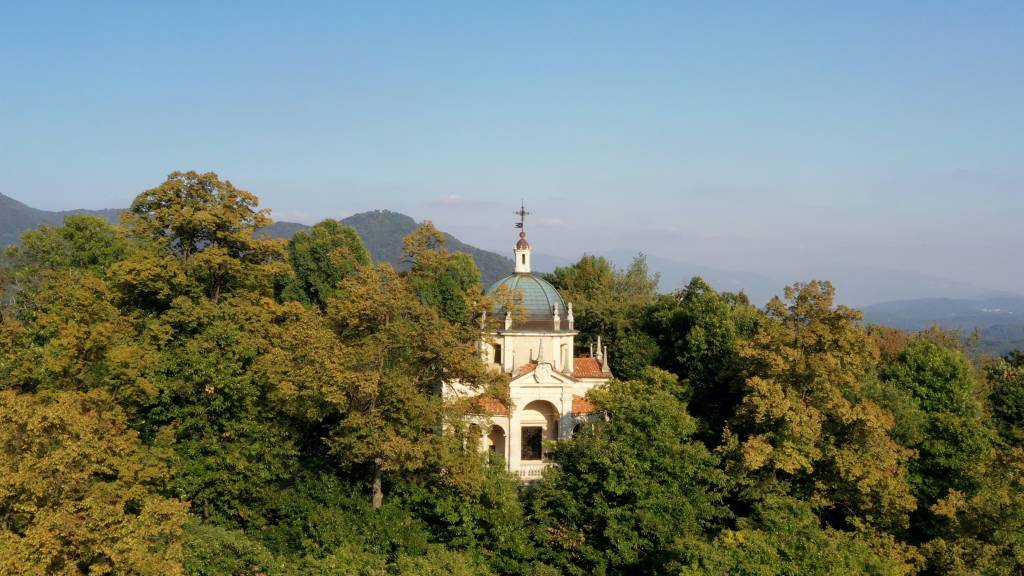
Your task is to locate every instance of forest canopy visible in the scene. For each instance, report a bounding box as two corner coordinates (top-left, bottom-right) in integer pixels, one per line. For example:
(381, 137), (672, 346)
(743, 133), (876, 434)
(0, 171), (1021, 575)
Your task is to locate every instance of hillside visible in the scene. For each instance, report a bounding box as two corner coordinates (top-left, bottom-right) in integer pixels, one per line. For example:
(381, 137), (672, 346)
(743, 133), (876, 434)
(0, 194), (513, 286)
(862, 295), (1024, 355)
(0, 193), (120, 247)
(261, 211), (513, 286)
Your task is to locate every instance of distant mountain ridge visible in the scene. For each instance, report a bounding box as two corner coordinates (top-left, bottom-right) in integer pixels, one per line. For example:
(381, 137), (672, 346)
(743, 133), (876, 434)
(4, 192), (1021, 354)
(862, 295), (1024, 355)
(0, 192), (120, 247)
(261, 210), (514, 285)
(0, 193), (513, 286)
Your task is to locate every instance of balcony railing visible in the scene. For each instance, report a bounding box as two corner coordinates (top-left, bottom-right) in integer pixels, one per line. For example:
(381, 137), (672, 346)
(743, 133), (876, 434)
(516, 460), (553, 480)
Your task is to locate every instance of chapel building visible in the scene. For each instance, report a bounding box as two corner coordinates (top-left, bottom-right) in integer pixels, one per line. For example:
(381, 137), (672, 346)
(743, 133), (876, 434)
(444, 205), (612, 480)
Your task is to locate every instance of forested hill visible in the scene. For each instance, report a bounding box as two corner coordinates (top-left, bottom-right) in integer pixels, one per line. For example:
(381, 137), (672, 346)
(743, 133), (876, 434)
(3, 173), (1023, 575)
(863, 295), (1024, 355)
(0, 192), (120, 247)
(0, 193), (513, 285)
(261, 210), (514, 285)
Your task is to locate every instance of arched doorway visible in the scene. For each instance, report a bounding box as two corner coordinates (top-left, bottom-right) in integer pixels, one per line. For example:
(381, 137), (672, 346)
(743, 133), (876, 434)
(487, 425), (506, 462)
(520, 400), (559, 461)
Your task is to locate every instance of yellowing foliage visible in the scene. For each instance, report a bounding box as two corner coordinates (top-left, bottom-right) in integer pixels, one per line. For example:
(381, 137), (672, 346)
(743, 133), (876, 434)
(0, 390), (188, 575)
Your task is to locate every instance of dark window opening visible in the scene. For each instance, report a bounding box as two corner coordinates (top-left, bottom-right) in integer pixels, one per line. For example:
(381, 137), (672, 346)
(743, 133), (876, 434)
(493, 344), (502, 364)
(521, 254), (526, 264)
(521, 426), (543, 460)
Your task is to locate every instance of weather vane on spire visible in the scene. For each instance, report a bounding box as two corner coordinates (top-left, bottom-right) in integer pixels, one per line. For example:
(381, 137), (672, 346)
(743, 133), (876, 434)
(514, 200), (530, 236)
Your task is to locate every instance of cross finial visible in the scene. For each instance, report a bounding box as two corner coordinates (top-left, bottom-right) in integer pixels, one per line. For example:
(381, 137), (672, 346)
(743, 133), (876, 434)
(514, 200), (530, 233)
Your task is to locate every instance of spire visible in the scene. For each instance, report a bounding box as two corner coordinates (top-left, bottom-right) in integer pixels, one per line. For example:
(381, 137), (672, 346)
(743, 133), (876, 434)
(552, 302), (561, 331)
(537, 339), (545, 364)
(567, 302), (574, 330)
(596, 336), (603, 361)
(601, 345), (610, 373)
(513, 201), (532, 274)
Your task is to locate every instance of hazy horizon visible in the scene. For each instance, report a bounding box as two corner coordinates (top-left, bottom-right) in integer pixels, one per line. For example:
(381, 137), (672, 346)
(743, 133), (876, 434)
(2, 2), (1021, 300)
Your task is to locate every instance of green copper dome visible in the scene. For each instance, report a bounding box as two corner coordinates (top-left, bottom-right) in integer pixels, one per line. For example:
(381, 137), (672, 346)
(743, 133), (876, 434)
(486, 273), (567, 331)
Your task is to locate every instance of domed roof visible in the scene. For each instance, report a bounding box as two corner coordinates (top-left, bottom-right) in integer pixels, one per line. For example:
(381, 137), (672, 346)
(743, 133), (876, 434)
(486, 273), (566, 331)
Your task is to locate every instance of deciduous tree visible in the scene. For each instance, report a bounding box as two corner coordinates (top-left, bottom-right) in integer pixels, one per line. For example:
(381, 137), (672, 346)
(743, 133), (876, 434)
(0, 390), (188, 576)
(725, 281), (916, 529)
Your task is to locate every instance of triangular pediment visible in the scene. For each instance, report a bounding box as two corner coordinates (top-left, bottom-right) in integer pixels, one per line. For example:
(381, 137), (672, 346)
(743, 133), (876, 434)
(510, 362), (575, 386)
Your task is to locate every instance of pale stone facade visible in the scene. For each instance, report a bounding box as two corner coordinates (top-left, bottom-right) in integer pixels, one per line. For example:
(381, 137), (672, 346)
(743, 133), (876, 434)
(444, 206), (612, 480)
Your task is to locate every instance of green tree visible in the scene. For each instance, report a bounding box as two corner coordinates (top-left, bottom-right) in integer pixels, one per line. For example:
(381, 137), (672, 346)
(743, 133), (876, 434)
(673, 496), (922, 576)
(283, 219), (371, 308)
(644, 277), (760, 442)
(122, 171), (289, 302)
(403, 223), (483, 325)
(326, 264), (494, 508)
(881, 337), (995, 540)
(529, 368), (728, 575)
(988, 353), (1024, 445)
(4, 214), (129, 276)
(404, 463), (541, 576)
(922, 448), (1024, 576)
(725, 281), (916, 529)
(546, 254), (659, 379)
(0, 390), (189, 576)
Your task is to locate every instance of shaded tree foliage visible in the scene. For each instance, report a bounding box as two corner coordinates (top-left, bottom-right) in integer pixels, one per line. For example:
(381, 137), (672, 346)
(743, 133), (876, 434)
(545, 254), (659, 379)
(644, 277), (760, 442)
(3, 171), (1023, 575)
(528, 368), (728, 575)
(281, 219), (371, 308)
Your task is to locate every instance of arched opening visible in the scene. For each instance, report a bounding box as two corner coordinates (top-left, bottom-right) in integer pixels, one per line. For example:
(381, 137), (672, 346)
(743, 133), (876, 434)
(487, 425), (506, 462)
(520, 400), (559, 461)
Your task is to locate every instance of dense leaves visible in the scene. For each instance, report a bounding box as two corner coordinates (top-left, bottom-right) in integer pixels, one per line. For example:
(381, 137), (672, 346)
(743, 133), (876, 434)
(529, 368), (727, 575)
(1, 172), (1021, 575)
(726, 281), (916, 530)
(545, 254), (659, 379)
(281, 219), (371, 308)
(0, 390), (188, 576)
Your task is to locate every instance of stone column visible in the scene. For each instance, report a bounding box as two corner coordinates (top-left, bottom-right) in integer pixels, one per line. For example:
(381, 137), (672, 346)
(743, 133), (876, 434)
(507, 406), (522, 475)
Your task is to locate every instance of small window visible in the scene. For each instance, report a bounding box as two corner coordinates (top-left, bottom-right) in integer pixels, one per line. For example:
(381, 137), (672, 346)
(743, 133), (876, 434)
(521, 254), (526, 265)
(493, 344), (502, 364)
(521, 426), (543, 460)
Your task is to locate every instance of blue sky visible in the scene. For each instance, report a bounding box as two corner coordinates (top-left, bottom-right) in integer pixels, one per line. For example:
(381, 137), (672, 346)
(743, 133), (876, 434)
(2, 1), (1022, 301)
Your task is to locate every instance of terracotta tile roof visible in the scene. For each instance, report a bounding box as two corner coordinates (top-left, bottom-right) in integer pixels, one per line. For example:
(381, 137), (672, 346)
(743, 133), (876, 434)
(474, 395), (509, 416)
(572, 357), (610, 379)
(514, 362), (537, 377)
(572, 395), (598, 415)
